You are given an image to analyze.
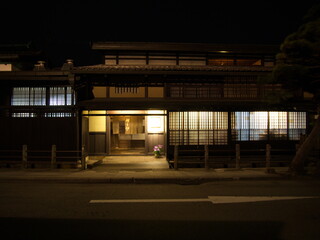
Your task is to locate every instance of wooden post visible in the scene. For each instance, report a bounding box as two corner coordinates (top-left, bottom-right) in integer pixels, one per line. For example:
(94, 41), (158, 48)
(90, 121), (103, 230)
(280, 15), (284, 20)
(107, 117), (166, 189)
(204, 145), (209, 170)
(174, 145), (178, 170)
(51, 145), (56, 169)
(235, 144), (240, 169)
(265, 144), (275, 173)
(266, 144), (271, 168)
(81, 145), (87, 170)
(22, 145), (27, 169)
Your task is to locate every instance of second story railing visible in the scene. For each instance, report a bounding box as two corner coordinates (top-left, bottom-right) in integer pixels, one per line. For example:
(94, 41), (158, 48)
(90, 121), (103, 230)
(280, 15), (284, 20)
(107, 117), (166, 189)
(166, 84), (298, 100)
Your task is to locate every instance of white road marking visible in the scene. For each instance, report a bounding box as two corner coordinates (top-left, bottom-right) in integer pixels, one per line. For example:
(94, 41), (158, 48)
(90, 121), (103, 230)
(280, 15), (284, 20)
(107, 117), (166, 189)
(89, 196), (318, 204)
(90, 198), (210, 203)
(207, 196), (316, 204)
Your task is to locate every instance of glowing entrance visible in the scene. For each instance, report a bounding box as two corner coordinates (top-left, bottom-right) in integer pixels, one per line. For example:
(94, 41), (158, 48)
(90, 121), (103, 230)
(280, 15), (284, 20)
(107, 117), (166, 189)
(110, 115), (146, 155)
(82, 110), (166, 156)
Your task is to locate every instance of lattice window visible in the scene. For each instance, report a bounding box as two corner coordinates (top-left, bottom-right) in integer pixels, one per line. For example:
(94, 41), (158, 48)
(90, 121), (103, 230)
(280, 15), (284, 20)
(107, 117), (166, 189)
(11, 87), (74, 118)
(232, 112), (268, 141)
(50, 87), (74, 106)
(232, 111), (306, 141)
(11, 87), (46, 106)
(44, 112), (74, 117)
(250, 112), (268, 141)
(169, 87), (183, 97)
(224, 84), (258, 98)
(11, 113), (36, 117)
(269, 112), (288, 140)
(114, 87), (139, 94)
(169, 111), (228, 145)
(289, 112), (307, 140)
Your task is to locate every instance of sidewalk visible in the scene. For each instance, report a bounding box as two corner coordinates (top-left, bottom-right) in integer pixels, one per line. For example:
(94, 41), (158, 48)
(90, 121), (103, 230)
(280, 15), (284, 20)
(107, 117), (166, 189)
(0, 167), (292, 184)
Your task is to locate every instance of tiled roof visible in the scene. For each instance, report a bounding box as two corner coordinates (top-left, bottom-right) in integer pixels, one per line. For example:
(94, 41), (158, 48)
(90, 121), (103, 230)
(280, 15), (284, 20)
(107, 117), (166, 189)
(73, 64), (273, 73)
(92, 42), (279, 54)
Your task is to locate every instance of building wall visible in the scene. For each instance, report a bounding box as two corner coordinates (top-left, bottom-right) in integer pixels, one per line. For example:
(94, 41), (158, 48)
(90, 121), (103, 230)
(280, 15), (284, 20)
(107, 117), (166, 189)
(0, 117), (78, 150)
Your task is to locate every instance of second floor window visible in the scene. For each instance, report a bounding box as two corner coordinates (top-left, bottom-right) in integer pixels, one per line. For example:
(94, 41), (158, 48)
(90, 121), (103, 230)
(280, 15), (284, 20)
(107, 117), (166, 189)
(11, 87), (74, 106)
(50, 87), (74, 105)
(11, 87), (46, 106)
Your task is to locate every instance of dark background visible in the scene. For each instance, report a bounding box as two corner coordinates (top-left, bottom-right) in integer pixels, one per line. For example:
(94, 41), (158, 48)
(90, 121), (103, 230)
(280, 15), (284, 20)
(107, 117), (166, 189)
(1, 0), (318, 67)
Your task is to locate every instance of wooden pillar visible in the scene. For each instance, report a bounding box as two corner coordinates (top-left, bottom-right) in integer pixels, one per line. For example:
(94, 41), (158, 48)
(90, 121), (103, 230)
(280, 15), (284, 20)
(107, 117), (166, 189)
(236, 144), (240, 169)
(51, 145), (56, 169)
(174, 145), (179, 170)
(81, 145), (87, 170)
(266, 144), (271, 169)
(22, 145), (27, 169)
(204, 145), (209, 170)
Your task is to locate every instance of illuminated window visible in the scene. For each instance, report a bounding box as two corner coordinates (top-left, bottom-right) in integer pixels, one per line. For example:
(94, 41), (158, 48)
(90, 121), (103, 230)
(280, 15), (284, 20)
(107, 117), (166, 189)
(269, 112), (287, 140)
(44, 113), (74, 117)
(232, 111), (306, 141)
(250, 112), (268, 140)
(169, 112), (228, 145)
(232, 112), (268, 141)
(289, 112), (306, 140)
(12, 113), (36, 117)
(11, 87), (46, 106)
(11, 87), (74, 117)
(50, 87), (74, 105)
(232, 112), (250, 141)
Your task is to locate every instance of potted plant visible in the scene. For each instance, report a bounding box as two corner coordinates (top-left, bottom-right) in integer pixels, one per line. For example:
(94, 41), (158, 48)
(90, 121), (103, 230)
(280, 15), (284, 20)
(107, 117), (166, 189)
(153, 144), (164, 158)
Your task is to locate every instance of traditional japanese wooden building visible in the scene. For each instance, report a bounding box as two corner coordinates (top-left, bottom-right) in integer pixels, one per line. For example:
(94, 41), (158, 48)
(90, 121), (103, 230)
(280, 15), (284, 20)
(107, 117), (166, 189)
(0, 42), (314, 168)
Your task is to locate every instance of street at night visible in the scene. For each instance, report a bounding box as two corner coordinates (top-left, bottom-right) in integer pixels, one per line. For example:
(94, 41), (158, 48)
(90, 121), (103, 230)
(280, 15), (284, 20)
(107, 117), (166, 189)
(1, 1), (320, 239)
(0, 180), (319, 239)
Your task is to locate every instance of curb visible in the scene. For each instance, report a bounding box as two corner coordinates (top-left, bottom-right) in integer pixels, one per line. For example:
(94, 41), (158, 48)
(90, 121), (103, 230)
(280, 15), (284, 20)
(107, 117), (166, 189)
(0, 174), (287, 184)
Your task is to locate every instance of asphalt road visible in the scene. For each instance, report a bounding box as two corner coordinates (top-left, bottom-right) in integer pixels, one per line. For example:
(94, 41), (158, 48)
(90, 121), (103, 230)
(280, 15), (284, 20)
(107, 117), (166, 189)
(0, 180), (320, 240)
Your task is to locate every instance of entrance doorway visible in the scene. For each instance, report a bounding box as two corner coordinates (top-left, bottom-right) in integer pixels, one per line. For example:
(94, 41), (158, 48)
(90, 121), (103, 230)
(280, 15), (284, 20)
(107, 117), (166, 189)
(82, 110), (166, 156)
(110, 115), (146, 155)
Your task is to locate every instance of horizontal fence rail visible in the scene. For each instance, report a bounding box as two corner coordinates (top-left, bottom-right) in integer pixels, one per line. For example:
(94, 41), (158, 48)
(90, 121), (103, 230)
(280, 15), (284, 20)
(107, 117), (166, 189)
(0, 145), (88, 169)
(169, 144), (296, 170)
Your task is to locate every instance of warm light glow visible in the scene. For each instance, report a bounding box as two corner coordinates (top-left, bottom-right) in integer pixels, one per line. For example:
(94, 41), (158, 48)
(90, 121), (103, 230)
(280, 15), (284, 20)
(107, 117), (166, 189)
(147, 116), (164, 133)
(107, 110), (165, 115)
(125, 118), (130, 132)
(0, 63), (12, 71)
(88, 111), (107, 132)
(147, 110), (165, 114)
(107, 110), (146, 115)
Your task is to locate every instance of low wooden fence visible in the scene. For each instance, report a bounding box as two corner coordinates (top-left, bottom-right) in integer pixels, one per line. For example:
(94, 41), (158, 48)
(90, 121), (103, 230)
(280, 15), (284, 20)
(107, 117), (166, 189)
(169, 144), (296, 170)
(0, 145), (88, 169)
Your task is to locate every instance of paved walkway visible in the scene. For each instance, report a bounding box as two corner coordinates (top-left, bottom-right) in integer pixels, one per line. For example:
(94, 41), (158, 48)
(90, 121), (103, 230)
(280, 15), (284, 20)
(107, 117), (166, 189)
(0, 155), (317, 184)
(98, 155), (170, 170)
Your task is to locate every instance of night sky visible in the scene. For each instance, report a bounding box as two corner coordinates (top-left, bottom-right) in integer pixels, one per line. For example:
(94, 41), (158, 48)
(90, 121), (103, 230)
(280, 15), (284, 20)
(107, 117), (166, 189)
(1, 0), (319, 67)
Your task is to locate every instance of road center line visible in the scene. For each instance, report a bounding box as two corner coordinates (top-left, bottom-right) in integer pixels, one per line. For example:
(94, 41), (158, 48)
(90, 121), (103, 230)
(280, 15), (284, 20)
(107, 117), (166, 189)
(90, 196), (318, 204)
(90, 198), (210, 203)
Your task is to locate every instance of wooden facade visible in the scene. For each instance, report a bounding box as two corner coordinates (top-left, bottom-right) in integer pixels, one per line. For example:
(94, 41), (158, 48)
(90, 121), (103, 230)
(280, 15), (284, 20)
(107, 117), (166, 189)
(0, 42), (315, 168)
